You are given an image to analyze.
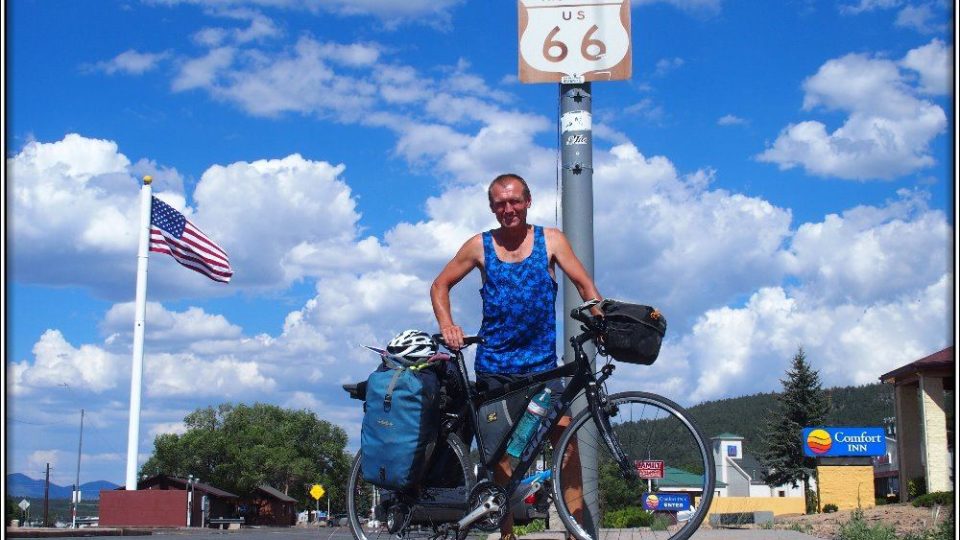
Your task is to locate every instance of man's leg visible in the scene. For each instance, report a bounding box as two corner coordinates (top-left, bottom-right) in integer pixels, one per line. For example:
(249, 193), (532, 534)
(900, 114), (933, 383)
(550, 415), (583, 526)
(494, 456), (515, 539)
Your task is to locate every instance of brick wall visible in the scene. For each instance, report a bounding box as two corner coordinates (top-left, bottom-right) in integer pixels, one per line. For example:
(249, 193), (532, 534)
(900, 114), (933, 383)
(100, 489), (188, 527)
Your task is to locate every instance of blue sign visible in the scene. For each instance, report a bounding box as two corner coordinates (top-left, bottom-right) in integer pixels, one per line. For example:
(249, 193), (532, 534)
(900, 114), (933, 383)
(802, 427), (886, 457)
(641, 492), (691, 512)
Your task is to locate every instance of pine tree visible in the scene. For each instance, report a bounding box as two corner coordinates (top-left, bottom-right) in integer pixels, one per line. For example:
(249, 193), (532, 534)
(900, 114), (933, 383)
(759, 347), (830, 510)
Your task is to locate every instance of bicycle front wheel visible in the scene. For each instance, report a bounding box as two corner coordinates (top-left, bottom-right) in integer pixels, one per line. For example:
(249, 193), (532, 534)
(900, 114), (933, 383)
(552, 391), (715, 540)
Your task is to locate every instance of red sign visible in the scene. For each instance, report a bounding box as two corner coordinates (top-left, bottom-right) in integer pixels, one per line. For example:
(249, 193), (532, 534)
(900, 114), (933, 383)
(634, 460), (664, 479)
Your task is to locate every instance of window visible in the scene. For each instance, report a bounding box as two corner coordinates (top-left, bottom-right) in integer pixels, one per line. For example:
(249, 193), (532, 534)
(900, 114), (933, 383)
(778, 490), (786, 497)
(727, 445), (737, 457)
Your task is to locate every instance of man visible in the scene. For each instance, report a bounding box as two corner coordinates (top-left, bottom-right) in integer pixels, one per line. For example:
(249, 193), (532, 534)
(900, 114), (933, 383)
(431, 173), (602, 540)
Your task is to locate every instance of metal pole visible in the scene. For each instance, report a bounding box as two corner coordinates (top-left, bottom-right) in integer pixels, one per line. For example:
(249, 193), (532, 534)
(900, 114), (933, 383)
(560, 82), (599, 537)
(43, 463), (51, 527)
(125, 176), (153, 490)
(73, 409), (84, 528)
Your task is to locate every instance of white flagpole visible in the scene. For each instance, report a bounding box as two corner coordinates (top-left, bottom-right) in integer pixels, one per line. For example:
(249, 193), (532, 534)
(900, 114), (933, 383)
(125, 175), (153, 490)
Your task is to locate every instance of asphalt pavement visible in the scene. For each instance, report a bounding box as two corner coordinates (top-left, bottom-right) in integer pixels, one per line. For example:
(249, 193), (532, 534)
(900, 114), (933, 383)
(5, 526), (821, 540)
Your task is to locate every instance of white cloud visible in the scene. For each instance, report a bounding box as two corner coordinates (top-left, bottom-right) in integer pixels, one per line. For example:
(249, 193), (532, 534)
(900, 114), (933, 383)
(895, 3), (942, 33)
(9, 133), (375, 297)
(900, 38), (952, 95)
(717, 114), (746, 126)
(17, 330), (127, 393)
(148, 422), (188, 438)
(172, 47), (236, 92)
(633, 0), (722, 14)
(757, 45), (947, 180)
(839, 0), (901, 14)
(190, 153), (361, 286)
(681, 274), (951, 402)
(654, 57), (685, 77)
(146, 353), (276, 397)
(783, 190), (950, 305)
(93, 50), (170, 75)
(155, 0), (463, 26)
(624, 98), (666, 121)
(101, 302), (244, 350)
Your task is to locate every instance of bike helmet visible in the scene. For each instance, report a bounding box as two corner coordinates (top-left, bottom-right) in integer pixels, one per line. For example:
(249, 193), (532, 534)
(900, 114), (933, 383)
(387, 330), (438, 361)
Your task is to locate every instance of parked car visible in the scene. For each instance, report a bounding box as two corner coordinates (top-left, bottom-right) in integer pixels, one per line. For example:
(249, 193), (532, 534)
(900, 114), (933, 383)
(327, 514), (348, 527)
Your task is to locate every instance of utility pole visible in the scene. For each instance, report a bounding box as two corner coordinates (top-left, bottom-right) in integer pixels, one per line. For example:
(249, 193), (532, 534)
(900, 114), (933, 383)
(43, 463), (51, 527)
(73, 409), (85, 528)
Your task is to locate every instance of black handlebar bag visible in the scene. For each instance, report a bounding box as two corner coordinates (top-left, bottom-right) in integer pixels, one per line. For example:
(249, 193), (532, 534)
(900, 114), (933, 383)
(600, 300), (667, 365)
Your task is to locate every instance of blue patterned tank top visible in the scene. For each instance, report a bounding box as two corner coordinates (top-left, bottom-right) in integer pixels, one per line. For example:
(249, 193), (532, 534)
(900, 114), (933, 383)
(475, 225), (558, 374)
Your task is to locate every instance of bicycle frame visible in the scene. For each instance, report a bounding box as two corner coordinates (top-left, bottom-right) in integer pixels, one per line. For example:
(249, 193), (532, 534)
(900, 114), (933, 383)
(447, 330), (634, 503)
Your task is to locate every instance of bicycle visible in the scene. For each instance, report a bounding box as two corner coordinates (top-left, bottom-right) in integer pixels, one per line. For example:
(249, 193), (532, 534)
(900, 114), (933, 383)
(343, 300), (715, 540)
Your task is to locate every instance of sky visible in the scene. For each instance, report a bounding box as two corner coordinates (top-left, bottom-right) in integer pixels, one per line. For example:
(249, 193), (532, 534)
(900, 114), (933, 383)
(5, 0), (955, 488)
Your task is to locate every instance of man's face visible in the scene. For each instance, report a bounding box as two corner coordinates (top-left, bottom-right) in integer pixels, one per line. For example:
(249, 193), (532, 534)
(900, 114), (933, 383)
(489, 178), (531, 229)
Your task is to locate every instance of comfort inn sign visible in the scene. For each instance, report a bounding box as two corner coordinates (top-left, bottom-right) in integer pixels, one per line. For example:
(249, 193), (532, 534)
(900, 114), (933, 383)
(802, 427), (886, 457)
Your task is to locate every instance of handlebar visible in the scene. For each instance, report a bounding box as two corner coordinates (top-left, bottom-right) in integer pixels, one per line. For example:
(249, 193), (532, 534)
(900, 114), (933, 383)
(432, 334), (484, 352)
(570, 299), (605, 330)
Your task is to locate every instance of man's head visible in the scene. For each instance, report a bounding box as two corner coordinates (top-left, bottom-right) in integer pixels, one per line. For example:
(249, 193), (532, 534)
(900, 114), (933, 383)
(488, 174), (532, 229)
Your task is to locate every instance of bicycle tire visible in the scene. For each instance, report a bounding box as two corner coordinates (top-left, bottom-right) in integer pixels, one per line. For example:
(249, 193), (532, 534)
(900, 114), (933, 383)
(347, 432), (475, 540)
(551, 391), (715, 540)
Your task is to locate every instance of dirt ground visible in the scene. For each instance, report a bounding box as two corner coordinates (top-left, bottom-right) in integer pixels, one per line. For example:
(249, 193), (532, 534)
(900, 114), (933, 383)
(771, 503), (951, 539)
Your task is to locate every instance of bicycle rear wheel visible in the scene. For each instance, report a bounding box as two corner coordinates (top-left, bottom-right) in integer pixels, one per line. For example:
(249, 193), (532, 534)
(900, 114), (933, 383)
(552, 391), (715, 540)
(347, 433), (474, 540)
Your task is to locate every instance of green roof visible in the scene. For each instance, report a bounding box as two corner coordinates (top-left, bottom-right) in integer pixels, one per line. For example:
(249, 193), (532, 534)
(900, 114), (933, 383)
(711, 432), (743, 440)
(660, 466), (727, 488)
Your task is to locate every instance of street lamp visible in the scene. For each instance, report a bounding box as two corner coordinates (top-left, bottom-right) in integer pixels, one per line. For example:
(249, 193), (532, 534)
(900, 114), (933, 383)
(186, 475), (198, 527)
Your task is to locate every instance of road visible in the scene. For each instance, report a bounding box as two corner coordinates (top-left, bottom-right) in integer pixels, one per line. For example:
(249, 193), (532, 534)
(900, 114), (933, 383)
(6, 526), (821, 540)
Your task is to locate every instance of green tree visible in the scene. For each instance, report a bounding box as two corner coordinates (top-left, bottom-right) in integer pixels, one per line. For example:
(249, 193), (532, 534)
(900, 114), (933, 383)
(141, 402), (350, 505)
(759, 347), (830, 511)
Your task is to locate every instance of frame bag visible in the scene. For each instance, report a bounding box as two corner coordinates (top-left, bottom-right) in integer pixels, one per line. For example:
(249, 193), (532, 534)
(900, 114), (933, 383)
(600, 300), (667, 365)
(476, 383), (545, 465)
(361, 360), (440, 491)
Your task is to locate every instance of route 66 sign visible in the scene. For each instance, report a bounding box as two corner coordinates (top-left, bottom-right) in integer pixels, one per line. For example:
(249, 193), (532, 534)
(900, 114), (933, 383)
(518, 0), (631, 83)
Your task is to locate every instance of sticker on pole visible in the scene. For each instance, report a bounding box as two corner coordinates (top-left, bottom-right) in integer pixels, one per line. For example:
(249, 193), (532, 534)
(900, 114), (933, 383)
(518, 0), (632, 83)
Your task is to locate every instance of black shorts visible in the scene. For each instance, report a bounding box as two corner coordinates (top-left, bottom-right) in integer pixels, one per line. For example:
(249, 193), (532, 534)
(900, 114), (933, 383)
(475, 371), (565, 399)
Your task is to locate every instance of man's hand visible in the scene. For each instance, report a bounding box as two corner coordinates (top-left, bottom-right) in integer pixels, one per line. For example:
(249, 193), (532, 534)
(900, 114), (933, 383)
(440, 324), (465, 350)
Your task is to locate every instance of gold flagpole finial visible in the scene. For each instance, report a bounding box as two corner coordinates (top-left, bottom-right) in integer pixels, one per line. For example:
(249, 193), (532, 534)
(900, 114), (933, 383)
(143, 175), (153, 185)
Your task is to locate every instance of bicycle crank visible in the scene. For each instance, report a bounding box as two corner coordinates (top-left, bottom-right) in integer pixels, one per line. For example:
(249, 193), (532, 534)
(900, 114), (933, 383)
(458, 481), (507, 532)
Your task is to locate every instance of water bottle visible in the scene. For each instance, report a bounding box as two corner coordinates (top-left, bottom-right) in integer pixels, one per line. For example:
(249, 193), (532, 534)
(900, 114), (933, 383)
(506, 388), (552, 457)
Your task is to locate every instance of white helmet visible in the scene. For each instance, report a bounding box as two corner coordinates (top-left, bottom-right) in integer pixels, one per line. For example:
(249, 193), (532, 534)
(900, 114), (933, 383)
(387, 330), (438, 361)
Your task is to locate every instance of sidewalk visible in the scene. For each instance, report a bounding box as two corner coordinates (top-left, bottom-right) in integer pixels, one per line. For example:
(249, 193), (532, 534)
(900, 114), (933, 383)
(5, 528), (154, 538)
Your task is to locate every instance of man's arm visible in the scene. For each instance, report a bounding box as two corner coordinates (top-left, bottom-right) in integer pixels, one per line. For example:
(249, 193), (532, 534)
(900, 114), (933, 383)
(431, 234), (483, 349)
(546, 228), (603, 314)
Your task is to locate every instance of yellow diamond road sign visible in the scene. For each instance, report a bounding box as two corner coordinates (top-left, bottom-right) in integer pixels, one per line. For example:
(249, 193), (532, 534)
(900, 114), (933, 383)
(310, 484), (325, 500)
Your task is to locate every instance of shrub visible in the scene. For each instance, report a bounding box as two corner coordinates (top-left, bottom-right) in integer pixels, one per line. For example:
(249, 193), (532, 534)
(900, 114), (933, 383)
(513, 519), (546, 536)
(908, 477), (927, 499)
(649, 515), (671, 531)
(602, 506), (652, 528)
(837, 509), (897, 540)
(823, 503), (839, 513)
(911, 491), (953, 508)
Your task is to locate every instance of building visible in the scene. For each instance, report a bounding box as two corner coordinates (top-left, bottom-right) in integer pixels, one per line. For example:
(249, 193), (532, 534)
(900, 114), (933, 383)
(100, 474), (239, 528)
(711, 433), (809, 498)
(872, 435), (899, 500)
(239, 484), (297, 526)
(879, 346), (954, 500)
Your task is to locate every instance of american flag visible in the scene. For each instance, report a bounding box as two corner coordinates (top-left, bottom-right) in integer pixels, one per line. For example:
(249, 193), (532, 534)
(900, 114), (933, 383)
(149, 197), (233, 283)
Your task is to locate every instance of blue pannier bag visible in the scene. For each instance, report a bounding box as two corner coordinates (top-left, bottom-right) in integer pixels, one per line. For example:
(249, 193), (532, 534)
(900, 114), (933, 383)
(361, 359), (440, 491)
